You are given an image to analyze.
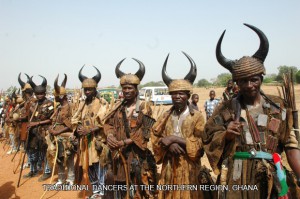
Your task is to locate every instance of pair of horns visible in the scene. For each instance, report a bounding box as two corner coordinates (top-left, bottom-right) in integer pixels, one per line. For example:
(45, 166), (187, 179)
(115, 58), (145, 81)
(162, 51), (197, 86)
(216, 23), (269, 72)
(18, 73), (31, 88)
(54, 74), (67, 94)
(28, 75), (47, 89)
(78, 65), (101, 83)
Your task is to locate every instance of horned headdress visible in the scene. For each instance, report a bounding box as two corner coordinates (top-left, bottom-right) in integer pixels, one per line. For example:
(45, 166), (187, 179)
(115, 58), (145, 85)
(216, 23), (269, 81)
(78, 65), (101, 88)
(18, 73), (32, 91)
(28, 75), (47, 93)
(53, 74), (67, 96)
(162, 51), (197, 94)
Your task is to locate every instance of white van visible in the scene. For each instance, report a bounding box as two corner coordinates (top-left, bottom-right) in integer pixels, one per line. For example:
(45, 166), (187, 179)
(139, 86), (172, 105)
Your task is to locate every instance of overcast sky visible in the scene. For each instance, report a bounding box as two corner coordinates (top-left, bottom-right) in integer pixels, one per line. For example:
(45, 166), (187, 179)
(1, 0), (299, 90)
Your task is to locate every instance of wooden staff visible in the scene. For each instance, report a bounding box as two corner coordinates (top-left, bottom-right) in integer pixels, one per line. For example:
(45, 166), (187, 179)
(83, 136), (90, 199)
(74, 103), (86, 185)
(277, 87), (282, 98)
(13, 147), (22, 174)
(40, 107), (60, 199)
(17, 102), (38, 187)
(39, 135), (58, 199)
(118, 149), (130, 199)
(12, 125), (22, 174)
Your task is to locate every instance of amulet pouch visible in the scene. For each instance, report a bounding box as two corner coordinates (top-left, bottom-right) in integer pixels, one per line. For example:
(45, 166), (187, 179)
(83, 112), (93, 147)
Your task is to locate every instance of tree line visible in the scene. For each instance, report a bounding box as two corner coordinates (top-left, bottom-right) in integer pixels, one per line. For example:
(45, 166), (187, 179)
(197, 65), (300, 87)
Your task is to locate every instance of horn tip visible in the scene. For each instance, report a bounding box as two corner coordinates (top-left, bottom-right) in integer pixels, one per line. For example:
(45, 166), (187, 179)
(221, 29), (226, 36)
(243, 23), (254, 29)
(131, 57), (138, 62)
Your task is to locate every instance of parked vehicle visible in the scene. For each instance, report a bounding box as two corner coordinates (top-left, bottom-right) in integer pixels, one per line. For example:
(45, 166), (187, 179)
(139, 86), (172, 105)
(98, 88), (120, 103)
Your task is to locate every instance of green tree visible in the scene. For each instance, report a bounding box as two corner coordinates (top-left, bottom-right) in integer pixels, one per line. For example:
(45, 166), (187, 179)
(213, 73), (232, 87)
(196, 79), (211, 87)
(263, 73), (277, 83)
(296, 71), (300, 84)
(276, 65), (298, 82)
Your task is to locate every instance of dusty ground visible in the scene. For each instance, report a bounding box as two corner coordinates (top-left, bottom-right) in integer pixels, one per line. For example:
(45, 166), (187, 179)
(0, 85), (299, 199)
(0, 142), (81, 199)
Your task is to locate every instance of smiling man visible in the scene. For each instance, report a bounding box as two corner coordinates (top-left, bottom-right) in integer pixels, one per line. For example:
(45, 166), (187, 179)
(103, 58), (157, 199)
(151, 52), (206, 199)
(203, 24), (300, 198)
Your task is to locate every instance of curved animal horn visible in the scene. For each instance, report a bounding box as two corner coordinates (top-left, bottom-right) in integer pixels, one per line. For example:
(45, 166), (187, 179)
(39, 75), (47, 87)
(61, 73), (67, 88)
(78, 65), (88, 82)
(132, 58), (145, 81)
(244, 23), (269, 62)
(92, 66), (101, 84)
(24, 73), (31, 82)
(216, 30), (236, 72)
(18, 73), (25, 88)
(54, 74), (60, 94)
(182, 51), (197, 84)
(115, 58), (126, 78)
(162, 54), (173, 86)
(28, 76), (37, 89)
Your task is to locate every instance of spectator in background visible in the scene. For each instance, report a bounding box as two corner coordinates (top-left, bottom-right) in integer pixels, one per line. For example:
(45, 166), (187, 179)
(222, 79), (234, 101)
(190, 93), (199, 111)
(204, 90), (219, 120)
(232, 83), (239, 98)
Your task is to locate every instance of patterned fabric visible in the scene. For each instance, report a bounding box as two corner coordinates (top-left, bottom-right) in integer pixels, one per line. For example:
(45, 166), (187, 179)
(204, 99), (219, 119)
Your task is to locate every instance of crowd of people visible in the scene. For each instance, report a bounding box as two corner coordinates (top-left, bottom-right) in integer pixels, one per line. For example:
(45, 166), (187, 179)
(0, 23), (300, 199)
